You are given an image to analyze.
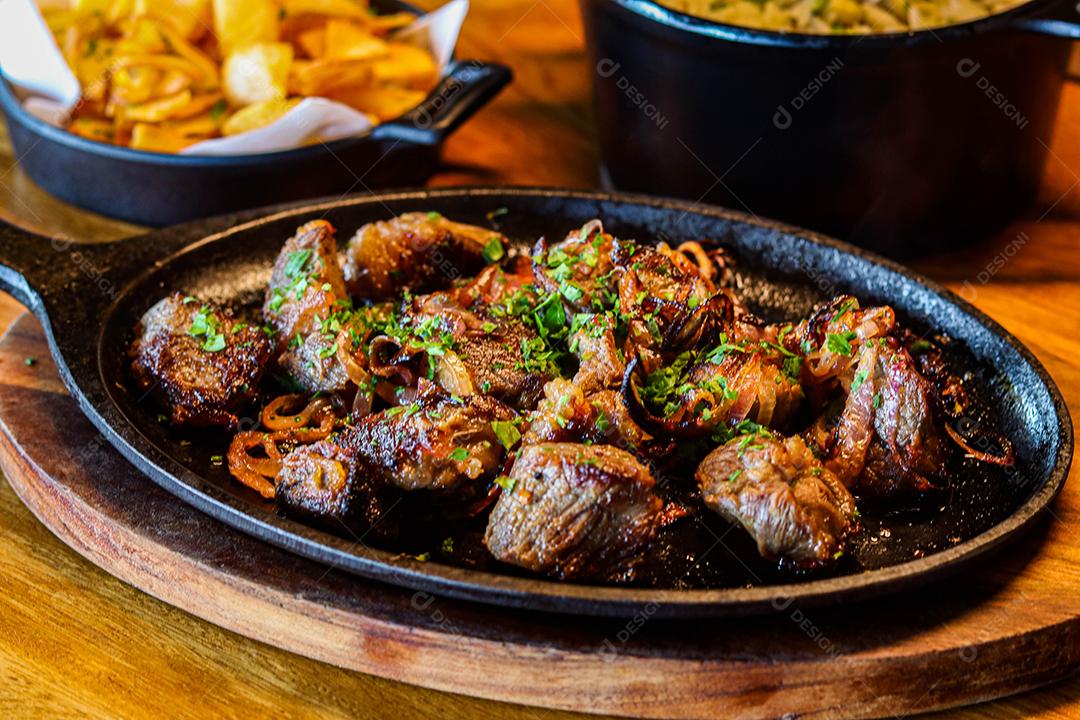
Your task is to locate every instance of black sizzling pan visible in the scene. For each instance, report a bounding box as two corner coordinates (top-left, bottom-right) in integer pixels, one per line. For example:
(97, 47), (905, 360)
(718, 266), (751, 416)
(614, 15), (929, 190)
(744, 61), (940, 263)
(0, 187), (1071, 617)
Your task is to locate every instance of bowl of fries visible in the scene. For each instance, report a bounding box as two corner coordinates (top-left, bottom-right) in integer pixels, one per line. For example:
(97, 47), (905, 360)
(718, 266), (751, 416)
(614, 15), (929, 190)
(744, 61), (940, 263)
(0, 0), (510, 224)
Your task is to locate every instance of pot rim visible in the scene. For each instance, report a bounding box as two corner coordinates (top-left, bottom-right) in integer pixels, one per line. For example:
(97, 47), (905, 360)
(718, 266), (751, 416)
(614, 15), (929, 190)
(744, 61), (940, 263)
(600, 0), (1059, 48)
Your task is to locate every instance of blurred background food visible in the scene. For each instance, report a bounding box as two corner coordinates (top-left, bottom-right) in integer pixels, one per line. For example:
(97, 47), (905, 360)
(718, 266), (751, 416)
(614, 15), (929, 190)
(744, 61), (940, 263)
(657, 0), (1027, 33)
(39, 0), (440, 152)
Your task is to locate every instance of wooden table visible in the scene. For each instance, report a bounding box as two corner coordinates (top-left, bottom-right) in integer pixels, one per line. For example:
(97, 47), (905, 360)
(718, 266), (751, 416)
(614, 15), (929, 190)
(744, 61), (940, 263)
(1, 0), (1078, 716)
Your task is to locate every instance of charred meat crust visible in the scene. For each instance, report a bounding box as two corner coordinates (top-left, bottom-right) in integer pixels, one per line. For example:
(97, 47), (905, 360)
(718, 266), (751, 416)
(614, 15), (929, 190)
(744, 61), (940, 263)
(484, 443), (666, 582)
(130, 293), (273, 429)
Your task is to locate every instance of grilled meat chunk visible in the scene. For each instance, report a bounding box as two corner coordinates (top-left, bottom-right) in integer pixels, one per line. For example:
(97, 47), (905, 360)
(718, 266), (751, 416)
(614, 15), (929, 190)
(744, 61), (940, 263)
(484, 443), (665, 582)
(826, 340), (944, 500)
(264, 220), (347, 343)
(371, 290), (552, 408)
(130, 293), (273, 429)
(532, 222), (619, 313)
(779, 295), (897, 398)
(696, 435), (856, 566)
(343, 387), (516, 493)
(625, 344), (804, 439)
(523, 380), (658, 457)
(569, 312), (625, 392)
(615, 242), (718, 373)
(343, 212), (507, 300)
(262, 220), (359, 395)
(276, 438), (399, 540)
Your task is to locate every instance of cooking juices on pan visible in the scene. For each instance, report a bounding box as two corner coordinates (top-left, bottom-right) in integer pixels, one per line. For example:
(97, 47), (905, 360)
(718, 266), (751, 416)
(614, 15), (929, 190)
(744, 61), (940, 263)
(130, 210), (1017, 587)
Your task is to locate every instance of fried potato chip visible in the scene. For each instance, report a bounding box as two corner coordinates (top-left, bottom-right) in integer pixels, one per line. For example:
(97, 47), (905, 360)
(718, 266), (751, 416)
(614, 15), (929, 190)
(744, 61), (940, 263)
(123, 88), (194, 121)
(212, 0), (279, 54)
(68, 117), (118, 143)
(172, 91), (226, 118)
(133, 0), (212, 40)
(223, 42), (293, 105)
(113, 52), (214, 85)
(75, 38), (119, 102)
(155, 21), (221, 86)
(154, 68), (194, 96)
(325, 83), (423, 120)
(221, 97), (301, 135)
(288, 57), (372, 96)
(364, 11), (415, 33)
(130, 122), (201, 151)
(111, 65), (162, 104)
(370, 43), (437, 89)
(295, 26), (325, 58)
(116, 17), (169, 54)
(281, 0), (367, 19)
(171, 112), (221, 135)
(322, 19), (387, 60)
(73, 0), (114, 15)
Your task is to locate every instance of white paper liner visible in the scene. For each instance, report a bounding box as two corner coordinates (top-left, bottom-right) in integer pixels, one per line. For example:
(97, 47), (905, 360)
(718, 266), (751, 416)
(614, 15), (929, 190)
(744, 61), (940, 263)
(0, 0), (467, 156)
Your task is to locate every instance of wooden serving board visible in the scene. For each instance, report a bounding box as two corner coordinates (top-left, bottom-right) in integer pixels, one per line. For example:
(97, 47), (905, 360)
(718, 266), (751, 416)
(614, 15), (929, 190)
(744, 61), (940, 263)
(1, 311), (1079, 720)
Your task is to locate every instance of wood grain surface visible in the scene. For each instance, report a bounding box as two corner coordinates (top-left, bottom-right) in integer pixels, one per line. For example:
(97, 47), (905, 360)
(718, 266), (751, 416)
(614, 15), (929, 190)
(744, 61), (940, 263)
(0, 0), (1079, 716)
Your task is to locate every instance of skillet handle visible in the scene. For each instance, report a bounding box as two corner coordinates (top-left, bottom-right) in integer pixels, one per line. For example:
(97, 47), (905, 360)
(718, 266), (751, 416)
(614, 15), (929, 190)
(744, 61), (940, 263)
(1011, 0), (1080, 38)
(370, 60), (512, 146)
(0, 219), (62, 314)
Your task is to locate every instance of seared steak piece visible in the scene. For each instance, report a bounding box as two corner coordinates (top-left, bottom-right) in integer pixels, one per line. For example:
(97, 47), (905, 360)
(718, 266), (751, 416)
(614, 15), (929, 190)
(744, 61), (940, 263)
(263, 220), (347, 343)
(523, 380), (657, 456)
(343, 387), (516, 493)
(696, 435), (856, 566)
(373, 290), (552, 408)
(569, 313), (625, 393)
(276, 438), (399, 540)
(625, 343), (804, 440)
(778, 295), (897, 395)
(484, 443), (665, 582)
(262, 220), (362, 396)
(343, 212), (507, 300)
(532, 222), (619, 313)
(130, 293), (273, 429)
(827, 340), (944, 500)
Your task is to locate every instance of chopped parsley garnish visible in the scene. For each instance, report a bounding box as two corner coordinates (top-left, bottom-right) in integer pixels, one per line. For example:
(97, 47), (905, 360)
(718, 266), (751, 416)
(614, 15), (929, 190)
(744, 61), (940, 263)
(209, 99), (228, 121)
(284, 249), (312, 278)
(494, 475), (517, 492)
(482, 236), (505, 263)
(825, 331), (857, 356)
(187, 305), (227, 353)
(831, 299), (857, 322)
(448, 447), (469, 462)
(851, 368), (869, 392)
(490, 420), (521, 450)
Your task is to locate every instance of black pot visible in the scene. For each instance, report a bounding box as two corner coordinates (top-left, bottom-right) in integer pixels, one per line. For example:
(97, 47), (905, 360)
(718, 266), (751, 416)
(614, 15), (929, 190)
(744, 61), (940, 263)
(580, 0), (1080, 254)
(0, 1), (511, 227)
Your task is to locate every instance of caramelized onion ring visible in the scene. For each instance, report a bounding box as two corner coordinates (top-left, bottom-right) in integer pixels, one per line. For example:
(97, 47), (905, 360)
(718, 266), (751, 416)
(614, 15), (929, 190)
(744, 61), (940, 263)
(228, 395), (342, 499)
(944, 423), (1016, 466)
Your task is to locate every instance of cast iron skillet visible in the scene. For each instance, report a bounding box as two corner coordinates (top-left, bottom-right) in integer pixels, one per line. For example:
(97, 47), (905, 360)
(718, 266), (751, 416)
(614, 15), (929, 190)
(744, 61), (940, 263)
(0, 0), (511, 227)
(0, 187), (1071, 618)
